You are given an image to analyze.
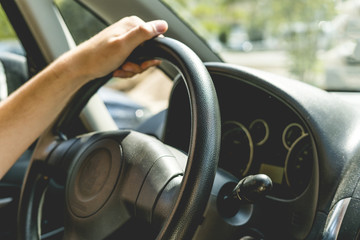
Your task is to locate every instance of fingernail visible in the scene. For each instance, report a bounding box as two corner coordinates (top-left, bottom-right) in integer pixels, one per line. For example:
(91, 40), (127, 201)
(153, 20), (168, 34)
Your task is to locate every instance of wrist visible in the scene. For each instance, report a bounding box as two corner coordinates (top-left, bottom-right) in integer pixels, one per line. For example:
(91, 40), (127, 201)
(52, 48), (93, 89)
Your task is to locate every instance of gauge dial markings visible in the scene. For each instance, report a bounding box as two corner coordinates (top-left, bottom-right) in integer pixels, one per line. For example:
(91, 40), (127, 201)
(282, 123), (305, 150)
(249, 119), (269, 146)
(221, 121), (254, 177)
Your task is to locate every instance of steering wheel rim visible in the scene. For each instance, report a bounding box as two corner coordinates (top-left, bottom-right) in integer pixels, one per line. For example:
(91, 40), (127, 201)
(18, 37), (221, 240)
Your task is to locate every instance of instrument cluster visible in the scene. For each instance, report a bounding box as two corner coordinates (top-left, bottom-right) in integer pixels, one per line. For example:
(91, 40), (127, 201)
(165, 72), (316, 200)
(219, 118), (314, 199)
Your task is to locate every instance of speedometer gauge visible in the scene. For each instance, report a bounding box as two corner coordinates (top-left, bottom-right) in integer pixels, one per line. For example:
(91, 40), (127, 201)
(249, 119), (269, 146)
(220, 121), (254, 177)
(282, 123), (305, 150)
(284, 134), (313, 196)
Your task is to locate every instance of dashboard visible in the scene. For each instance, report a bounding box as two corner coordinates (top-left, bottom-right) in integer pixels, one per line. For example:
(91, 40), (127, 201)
(161, 62), (360, 238)
(164, 65), (316, 200)
(217, 86), (314, 199)
(162, 63), (325, 238)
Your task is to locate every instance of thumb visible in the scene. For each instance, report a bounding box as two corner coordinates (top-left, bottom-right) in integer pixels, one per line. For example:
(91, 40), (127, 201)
(124, 20), (168, 50)
(148, 20), (168, 35)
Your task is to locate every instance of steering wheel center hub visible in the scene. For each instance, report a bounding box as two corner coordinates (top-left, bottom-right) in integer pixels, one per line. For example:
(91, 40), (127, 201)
(77, 149), (111, 200)
(67, 139), (122, 217)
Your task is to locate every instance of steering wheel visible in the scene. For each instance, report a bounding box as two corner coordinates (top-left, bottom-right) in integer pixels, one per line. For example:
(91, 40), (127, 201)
(17, 37), (221, 239)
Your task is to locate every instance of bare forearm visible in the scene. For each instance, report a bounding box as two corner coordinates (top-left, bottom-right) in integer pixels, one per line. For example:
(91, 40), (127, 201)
(0, 52), (86, 177)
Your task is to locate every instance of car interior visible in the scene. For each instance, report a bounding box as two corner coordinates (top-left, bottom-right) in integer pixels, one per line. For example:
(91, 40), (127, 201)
(1, 0), (360, 239)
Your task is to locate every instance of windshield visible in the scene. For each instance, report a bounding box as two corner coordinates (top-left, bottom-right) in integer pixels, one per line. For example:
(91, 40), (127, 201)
(162, 0), (360, 91)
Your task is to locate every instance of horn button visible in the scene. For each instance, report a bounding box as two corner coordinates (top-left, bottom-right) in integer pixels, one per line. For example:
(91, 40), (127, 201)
(67, 139), (122, 218)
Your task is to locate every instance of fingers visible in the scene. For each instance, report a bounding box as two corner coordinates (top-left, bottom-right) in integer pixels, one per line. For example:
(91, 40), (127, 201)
(112, 70), (135, 79)
(140, 59), (162, 69)
(73, 16), (168, 80)
(122, 62), (143, 74)
(110, 18), (166, 78)
(117, 19), (168, 54)
(113, 59), (161, 78)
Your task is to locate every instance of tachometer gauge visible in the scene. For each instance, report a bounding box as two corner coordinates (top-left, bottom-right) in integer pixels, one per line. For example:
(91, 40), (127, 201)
(282, 123), (305, 150)
(220, 121), (254, 177)
(284, 134), (313, 196)
(249, 119), (269, 146)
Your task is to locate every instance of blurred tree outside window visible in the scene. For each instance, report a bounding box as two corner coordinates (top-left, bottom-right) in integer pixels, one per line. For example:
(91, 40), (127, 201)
(0, 7), (16, 39)
(0, 6), (23, 55)
(162, 0), (360, 90)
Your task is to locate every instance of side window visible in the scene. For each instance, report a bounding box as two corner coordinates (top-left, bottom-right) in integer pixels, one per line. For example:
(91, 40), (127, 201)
(0, 6), (26, 99)
(55, 0), (173, 130)
(54, 0), (106, 44)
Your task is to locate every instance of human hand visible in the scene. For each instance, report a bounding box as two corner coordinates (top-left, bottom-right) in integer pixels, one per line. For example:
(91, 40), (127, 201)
(113, 59), (162, 78)
(69, 16), (168, 81)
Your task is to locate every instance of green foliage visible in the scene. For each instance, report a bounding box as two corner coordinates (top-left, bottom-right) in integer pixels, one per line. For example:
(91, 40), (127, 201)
(162, 0), (337, 82)
(268, 0), (336, 82)
(0, 6), (16, 39)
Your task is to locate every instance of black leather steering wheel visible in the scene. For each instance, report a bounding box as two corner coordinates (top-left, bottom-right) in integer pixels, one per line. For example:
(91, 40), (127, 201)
(17, 37), (221, 239)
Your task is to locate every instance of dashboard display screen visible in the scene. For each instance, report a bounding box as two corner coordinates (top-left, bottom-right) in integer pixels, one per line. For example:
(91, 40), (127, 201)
(259, 163), (284, 185)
